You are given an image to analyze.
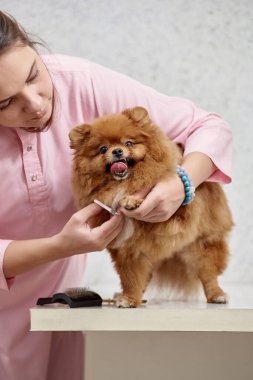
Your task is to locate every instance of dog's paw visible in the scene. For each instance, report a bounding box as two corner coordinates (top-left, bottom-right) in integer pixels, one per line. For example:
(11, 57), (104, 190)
(208, 293), (229, 304)
(115, 294), (139, 308)
(119, 197), (144, 210)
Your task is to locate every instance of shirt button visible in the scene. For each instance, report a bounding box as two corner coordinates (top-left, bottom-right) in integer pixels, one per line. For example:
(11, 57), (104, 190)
(31, 175), (38, 181)
(27, 145), (32, 152)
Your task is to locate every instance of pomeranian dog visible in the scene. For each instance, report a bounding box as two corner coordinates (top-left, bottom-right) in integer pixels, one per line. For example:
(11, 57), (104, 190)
(69, 107), (233, 307)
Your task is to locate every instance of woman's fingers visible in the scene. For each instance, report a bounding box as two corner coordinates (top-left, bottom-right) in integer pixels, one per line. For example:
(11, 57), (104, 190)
(74, 203), (104, 222)
(92, 213), (124, 244)
(119, 187), (160, 219)
(119, 175), (184, 222)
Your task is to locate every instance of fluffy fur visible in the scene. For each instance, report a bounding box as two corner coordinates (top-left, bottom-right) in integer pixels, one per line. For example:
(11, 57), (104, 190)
(69, 107), (233, 307)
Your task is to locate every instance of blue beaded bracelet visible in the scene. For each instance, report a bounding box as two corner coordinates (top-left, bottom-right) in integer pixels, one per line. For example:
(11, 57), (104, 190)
(176, 165), (195, 206)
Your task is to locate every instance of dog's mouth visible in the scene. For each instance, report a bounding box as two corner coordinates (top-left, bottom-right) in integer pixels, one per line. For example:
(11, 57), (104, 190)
(106, 158), (135, 180)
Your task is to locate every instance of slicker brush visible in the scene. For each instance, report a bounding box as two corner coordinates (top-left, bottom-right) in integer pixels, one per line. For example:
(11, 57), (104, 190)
(37, 287), (146, 308)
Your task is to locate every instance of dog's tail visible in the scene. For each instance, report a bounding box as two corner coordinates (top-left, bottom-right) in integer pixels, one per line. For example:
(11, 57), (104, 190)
(147, 256), (203, 301)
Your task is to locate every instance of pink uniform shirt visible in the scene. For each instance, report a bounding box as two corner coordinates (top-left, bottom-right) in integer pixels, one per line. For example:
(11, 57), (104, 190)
(0, 54), (232, 379)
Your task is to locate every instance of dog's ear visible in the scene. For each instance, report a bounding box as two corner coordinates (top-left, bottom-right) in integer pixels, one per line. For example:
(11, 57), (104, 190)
(69, 124), (91, 150)
(122, 107), (150, 126)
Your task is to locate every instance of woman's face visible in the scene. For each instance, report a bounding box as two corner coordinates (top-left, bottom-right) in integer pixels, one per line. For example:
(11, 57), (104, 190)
(0, 44), (53, 129)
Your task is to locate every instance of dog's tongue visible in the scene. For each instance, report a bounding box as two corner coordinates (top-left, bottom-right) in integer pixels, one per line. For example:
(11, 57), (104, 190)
(110, 161), (128, 174)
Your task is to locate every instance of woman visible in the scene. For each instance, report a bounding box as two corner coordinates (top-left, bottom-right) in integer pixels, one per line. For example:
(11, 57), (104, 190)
(0, 10), (232, 380)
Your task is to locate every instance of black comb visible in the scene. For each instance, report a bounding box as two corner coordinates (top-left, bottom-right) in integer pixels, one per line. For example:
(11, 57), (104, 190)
(37, 288), (103, 308)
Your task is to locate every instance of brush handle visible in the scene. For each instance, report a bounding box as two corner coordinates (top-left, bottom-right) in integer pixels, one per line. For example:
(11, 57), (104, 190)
(102, 298), (147, 304)
(37, 297), (55, 305)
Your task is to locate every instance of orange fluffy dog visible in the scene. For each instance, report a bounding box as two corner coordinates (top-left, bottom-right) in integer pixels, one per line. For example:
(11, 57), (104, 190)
(69, 107), (233, 307)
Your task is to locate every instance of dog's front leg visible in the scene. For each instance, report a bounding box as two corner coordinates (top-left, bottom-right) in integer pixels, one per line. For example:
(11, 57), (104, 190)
(109, 248), (152, 308)
(119, 197), (144, 210)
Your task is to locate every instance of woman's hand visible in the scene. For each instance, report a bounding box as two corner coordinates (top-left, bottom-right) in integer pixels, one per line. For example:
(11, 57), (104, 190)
(55, 203), (124, 257)
(4, 203), (124, 278)
(119, 152), (217, 223)
(119, 174), (185, 223)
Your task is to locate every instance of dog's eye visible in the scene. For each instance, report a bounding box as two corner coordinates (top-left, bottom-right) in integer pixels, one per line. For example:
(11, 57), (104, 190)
(125, 141), (135, 147)
(99, 146), (108, 154)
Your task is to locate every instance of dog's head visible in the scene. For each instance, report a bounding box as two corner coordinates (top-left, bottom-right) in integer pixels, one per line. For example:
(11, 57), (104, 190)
(69, 107), (176, 181)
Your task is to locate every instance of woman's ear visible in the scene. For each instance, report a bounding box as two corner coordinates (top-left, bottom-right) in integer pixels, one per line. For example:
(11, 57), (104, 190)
(69, 124), (91, 150)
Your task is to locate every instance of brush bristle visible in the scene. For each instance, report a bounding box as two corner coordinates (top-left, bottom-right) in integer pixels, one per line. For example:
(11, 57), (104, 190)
(65, 287), (93, 300)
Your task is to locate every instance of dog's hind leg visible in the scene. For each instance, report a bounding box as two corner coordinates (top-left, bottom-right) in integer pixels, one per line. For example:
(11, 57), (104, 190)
(195, 239), (229, 304)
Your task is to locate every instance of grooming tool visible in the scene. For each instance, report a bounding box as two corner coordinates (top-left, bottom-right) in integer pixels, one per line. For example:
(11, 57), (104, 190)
(37, 287), (147, 308)
(37, 288), (103, 308)
(94, 199), (118, 215)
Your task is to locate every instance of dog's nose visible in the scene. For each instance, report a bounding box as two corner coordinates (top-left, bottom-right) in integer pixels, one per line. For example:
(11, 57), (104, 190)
(112, 148), (123, 157)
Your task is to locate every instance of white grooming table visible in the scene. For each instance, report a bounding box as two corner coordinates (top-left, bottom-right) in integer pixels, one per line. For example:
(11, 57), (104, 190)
(30, 283), (253, 380)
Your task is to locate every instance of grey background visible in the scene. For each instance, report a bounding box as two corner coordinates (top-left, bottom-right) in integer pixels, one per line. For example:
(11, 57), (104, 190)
(2, 0), (252, 293)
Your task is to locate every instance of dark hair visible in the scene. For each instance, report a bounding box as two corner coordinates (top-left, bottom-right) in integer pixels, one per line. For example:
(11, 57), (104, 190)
(0, 11), (53, 132)
(0, 10), (43, 53)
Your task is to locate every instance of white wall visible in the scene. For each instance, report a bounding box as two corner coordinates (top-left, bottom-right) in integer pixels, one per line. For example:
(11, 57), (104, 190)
(2, 0), (253, 295)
